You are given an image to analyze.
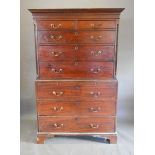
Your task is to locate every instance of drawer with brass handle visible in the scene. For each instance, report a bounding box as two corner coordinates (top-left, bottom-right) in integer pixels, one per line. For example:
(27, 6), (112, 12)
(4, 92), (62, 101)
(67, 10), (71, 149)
(38, 45), (115, 62)
(38, 61), (114, 79)
(38, 116), (115, 132)
(78, 20), (116, 29)
(38, 31), (77, 44)
(30, 8), (124, 144)
(36, 20), (76, 30)
(36, 20), (116, 30)
(37, 30), (116, 44)
(37, 100), (116, 116)
(36, 80), (117, 100)
(77, 31), (116, 44)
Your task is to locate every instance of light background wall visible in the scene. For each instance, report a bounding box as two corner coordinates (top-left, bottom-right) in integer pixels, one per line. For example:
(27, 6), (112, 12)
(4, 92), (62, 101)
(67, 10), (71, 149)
(21, 0), (134, 123)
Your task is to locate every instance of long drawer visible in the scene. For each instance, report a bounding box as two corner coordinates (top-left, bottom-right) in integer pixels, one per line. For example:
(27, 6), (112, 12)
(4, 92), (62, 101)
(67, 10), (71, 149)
(38, 45), (115, 61)
(38, 116), (115, 132)
(36, 20), (116, 30)
(38, 62), (114, 79)
(37, 100), (116, 116)
(36, 80), (117, 101)
(38, 30), (116, 44)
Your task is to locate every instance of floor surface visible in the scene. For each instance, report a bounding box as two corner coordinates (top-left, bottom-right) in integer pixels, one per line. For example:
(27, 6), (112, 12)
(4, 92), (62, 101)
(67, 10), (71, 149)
(20, 116), (134, 155)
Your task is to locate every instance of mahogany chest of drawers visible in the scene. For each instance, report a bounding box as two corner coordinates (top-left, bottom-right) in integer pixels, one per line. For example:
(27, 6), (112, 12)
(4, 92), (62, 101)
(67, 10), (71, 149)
(29, 8), (124, 144)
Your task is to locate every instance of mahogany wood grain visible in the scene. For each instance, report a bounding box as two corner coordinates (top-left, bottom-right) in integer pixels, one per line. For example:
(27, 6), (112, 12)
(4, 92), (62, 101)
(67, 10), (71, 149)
(38, 61), (114, 79)
(38, 45), (75, 61)
(38, 45), (115, 62)
(29, 8), (124, 21)
(38, 31), (76, 44)
(29, 8), (124, 144)
(78, 20), (116, 29)
(36, 80), (117, 101)
(36, 20), (76, 30)
(38, 116), (115, 132)
(37, 134), (55, 144)
(78, 31), (116, 44)
(37, 100), (116, 116)
(36, 20), (116, 30)
(37, 30), (116, 44)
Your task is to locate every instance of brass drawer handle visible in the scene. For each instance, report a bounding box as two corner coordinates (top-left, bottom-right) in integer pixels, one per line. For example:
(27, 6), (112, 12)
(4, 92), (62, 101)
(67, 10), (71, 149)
(51, 68), (63, 73)
(50, 24), (62, 29)
(90, 23), (102, 29)
(91, 50), (104, 56)
(52, 106), (64, 112)
(90, 35), (103, 41)
(90, 91), (101, 97)
(74, 46), (78, 50)
(49, 51), (63, 57)
(52, 91), (64, 96)
(53, 123), (64, 128)
(89, 107), (101, 112)
(90, 68), (101, 73)
(50, 35), (63, 40)
(89, 124), (99, 129)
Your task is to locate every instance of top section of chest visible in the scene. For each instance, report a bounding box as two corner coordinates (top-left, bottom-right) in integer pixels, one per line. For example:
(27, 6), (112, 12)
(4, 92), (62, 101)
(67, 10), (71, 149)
(29, 8), (124, 29)
(29, 9), (124, 79)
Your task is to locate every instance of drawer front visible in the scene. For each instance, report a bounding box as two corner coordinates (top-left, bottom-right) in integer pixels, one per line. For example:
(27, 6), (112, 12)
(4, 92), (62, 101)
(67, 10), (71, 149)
(78, 20), (116, 29)
(38, 116), (115, 132)
(78, 31), (116, 43)
(36, 80), (117, 100)
(38, 31), (76, 44)
(38, 45), (75, 61)
(38, 62), (114, 79)
(36, 20), (75, 30)
(37, 100), (116, 116)
(38, 45), (115, 61)
(36, 20), (116, 30)
(38, 31), (116, 44)
(76, 45), (115, 61)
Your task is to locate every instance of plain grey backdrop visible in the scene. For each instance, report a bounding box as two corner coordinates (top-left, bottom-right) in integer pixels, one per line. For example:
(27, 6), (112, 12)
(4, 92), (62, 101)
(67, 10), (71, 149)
(21, 0), (133, 154)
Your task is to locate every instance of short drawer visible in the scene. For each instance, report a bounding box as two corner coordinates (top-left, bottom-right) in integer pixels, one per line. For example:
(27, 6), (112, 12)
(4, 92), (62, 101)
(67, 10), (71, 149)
(37, 100), (116, 116)
(76, 45), (115, 61)
(38, 45), (75, 61)
(38, 45), (115, 61)
(36, 20), (75, 30)
(38, 116), (115, 132)
(36, 80), (117, 101)
(78, 31), (116, 44)
(38, 31), (76, 44)
(38, 61), (114, 79)
(78, 20), (116, 29)
(38, 30), (116, 44)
